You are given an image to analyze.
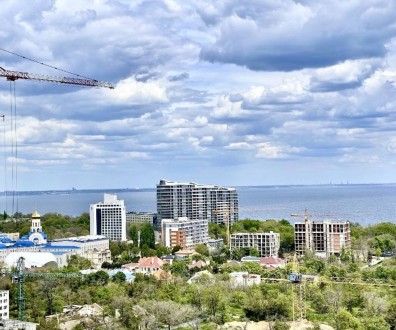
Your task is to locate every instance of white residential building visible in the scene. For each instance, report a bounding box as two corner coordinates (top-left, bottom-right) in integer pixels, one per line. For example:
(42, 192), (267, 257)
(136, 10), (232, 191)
(0, 290), (9, 320)
(231, 232), (280, 257)
(161, 217), (209, 249)
(90, 194), (126, 241)
(157, 180), (239, 225)
(294, 219), (351, 257)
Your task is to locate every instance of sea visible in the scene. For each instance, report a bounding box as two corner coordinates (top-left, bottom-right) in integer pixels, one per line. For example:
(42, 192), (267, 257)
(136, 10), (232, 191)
(1, 184), (396, 226)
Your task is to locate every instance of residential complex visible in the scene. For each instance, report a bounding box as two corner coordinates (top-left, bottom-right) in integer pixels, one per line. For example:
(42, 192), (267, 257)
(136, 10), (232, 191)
(156, 180), (239, 225)
(126, 211), (156, 226)
(294, 219), (351, 256)
(90, 194), (127, 241)
(230, 232), (280, 257)
(161, 217), (209, 249)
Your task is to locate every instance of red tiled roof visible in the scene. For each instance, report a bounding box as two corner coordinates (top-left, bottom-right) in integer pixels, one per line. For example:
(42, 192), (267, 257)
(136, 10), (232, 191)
(259, 257), (285, 265)
(138, 257), (164, 268)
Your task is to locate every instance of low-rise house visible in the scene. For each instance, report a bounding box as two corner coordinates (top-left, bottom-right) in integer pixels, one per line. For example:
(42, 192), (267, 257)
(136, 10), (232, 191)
(121, 262), (139, 272)
(229, 272), (261, 287)
(259, 257), (286, 269)
(135, 257), (164, 275)
(161, 255), (176, 264)
(174, 249), (196, 258)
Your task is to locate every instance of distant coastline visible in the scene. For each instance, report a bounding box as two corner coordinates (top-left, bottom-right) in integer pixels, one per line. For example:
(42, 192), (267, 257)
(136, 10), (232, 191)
(2, 182), (396, 196)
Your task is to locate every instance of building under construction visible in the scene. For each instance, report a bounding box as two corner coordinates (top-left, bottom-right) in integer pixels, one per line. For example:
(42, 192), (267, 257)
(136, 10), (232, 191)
(294, 219), (351, 257)
(231, 231), (280, 257)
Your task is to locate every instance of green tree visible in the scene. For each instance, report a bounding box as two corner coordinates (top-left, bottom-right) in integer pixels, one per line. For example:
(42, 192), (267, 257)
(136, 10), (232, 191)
(66, 255), (92, 270)
(129, 224), (139, 245)
(112, 271), (127, 283)
(140, 223), (155, 249)
(195, 244), (210, 256)
(172, 245), (182, 254)
(333, 308), (363, 330)
(155, 244), (171, 257)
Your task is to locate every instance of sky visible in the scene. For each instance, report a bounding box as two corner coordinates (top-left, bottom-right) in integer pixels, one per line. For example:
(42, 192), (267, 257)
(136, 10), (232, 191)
(1, 0), (396, 190)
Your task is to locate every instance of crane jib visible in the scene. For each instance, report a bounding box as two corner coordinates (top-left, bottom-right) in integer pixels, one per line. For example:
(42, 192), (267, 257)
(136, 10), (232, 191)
(0, 69), (114, 89)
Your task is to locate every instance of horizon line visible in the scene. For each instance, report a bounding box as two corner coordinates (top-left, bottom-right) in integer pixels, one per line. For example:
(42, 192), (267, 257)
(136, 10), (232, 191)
(2, 182), (396, 194)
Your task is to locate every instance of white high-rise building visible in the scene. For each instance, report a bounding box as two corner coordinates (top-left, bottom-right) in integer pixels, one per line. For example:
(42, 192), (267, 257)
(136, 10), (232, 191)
(90, 194), (126, 241)
(231, 232), (280, 257)
(161, 217), (208, 249)
(156, 180), (239, 225)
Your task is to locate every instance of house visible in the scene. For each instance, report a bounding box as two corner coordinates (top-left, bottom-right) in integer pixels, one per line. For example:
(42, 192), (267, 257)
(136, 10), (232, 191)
(259, 257), (286, 269)
(229, 272), (261, 287)
(136, 257), (164, 275)
(121, 262), (139, 272)
(174, 249), (196, 258)
(161, 255), (176, 264)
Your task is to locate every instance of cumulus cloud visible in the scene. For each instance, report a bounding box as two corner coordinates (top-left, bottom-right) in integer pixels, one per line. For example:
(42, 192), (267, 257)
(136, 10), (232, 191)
(0, 0), (395, 189)
(200, 0), (396, 71)
(309, 59), (380, 92)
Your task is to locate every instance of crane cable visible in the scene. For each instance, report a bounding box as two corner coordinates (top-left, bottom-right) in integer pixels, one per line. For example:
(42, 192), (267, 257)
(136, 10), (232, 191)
(0, 47), (96, 80)
(1, 113), (5, 219)
(9, 80), (18, 217)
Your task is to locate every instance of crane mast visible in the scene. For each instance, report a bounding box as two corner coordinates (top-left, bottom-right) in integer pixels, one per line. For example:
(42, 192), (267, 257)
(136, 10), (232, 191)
(0, 67), (114, 89)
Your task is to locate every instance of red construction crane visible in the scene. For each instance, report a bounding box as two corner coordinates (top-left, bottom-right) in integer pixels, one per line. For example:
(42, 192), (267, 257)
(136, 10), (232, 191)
(0, 66), (114, 89)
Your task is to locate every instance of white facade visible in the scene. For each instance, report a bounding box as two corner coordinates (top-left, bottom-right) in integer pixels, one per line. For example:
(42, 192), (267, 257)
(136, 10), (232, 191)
(157, 180), (239, 225)
(49, 235), (112, 267)
(0, 290), (9, 320)
(162, 217), (208, 249)
(231, 232), (280, 257)
(90, 194), (126, 241)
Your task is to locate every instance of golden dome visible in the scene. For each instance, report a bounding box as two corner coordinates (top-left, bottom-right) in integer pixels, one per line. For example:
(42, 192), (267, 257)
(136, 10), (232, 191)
(32, 210), (40, 218)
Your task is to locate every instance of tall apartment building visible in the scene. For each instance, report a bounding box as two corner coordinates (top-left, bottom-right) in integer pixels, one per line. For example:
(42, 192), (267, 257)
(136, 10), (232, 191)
(90, 194), (126, 241)
(0, 290), (9, 320)
(294, 219), (351, 257)
(231, 232), (280, 257)
(161, 217), (208, 249)
(157, 180), (238, 225)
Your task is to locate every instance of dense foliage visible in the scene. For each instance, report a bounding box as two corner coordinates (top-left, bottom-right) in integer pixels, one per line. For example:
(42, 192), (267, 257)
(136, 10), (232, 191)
(0, 212), (90, 239)
(1, 213), (396, 329)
